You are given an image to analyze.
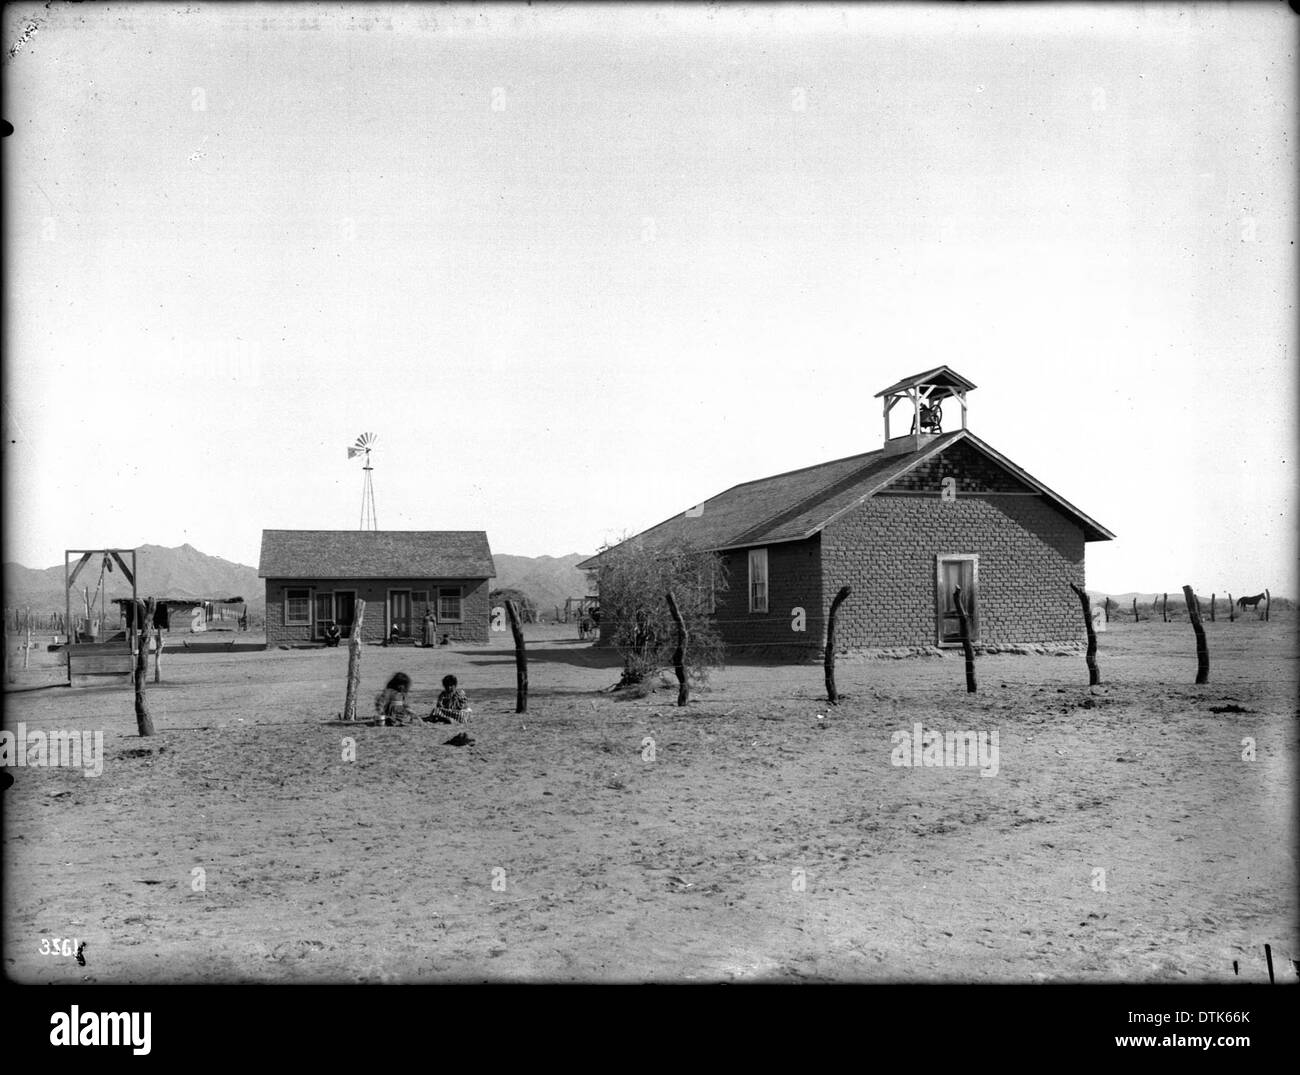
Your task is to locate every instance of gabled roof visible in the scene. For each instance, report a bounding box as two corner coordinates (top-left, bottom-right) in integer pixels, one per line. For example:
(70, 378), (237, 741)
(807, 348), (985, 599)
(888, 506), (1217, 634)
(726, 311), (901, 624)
(258, 531), (495, 579)
(578, 430), (1112, 569)
(874, 365), (978, 398)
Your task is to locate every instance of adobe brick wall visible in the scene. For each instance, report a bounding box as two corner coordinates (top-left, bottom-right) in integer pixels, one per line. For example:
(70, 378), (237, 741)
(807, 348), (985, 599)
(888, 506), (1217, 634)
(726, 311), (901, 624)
(263, 577), (492, 647)
(821, 494), (1087, 648)
(712, 538), (824, 654)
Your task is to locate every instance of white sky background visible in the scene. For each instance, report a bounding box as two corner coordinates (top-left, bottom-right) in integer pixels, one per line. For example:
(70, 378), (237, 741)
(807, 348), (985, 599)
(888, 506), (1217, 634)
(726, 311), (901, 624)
(3, 2), (1295, 596)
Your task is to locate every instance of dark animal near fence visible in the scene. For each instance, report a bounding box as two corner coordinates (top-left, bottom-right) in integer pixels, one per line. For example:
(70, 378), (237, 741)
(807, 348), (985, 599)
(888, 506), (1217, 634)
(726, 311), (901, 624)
(1237, 593), (1266, 611)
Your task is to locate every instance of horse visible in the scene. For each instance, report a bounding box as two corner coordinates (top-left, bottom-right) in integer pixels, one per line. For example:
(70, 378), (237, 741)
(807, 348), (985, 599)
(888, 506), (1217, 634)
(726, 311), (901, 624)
(1237, 593), (1266, 611)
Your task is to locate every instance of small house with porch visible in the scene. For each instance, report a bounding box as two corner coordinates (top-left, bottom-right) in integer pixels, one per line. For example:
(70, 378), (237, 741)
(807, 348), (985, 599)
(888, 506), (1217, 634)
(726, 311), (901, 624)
(258, 530), (495, 647)
(580, 368), (1114, 655)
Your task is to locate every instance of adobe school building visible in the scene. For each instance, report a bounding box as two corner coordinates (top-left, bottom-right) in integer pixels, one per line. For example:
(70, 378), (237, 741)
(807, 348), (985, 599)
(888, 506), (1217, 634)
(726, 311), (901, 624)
(582, 368), (1113, 655)
(258, 530), (495, 647)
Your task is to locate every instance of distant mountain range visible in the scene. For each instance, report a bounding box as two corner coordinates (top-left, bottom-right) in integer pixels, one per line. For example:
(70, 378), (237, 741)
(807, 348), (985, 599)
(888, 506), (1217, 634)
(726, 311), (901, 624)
(2, 544), (264, 616)
(2, 544), (595, 620)
(5, 547), (1271, 621)
(491, 553), (595, 616)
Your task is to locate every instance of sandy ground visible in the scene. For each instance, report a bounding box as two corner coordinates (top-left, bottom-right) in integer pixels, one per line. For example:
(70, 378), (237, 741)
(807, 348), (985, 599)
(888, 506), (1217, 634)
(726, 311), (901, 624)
(3, 617), (1295, 983)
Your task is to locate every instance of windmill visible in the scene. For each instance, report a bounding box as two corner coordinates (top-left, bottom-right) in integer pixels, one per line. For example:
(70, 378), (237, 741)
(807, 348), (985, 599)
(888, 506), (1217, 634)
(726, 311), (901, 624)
(348, 432), (378, 530)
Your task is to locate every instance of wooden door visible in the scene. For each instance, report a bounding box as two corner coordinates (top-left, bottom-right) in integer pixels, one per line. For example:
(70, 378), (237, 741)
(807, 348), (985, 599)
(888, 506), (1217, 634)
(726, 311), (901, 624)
(389, 590), (412, 639)
(937, 556), (978, 644)
(314, 592), (334, 639)
(335, 592), (356, 638)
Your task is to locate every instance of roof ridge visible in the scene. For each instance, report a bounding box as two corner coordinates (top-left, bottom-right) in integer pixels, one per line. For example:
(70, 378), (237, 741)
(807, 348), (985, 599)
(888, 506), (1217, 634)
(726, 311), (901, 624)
(726, 453), (898, 546)
(718, 446), (884, 497)
(724, 430), (965, 547)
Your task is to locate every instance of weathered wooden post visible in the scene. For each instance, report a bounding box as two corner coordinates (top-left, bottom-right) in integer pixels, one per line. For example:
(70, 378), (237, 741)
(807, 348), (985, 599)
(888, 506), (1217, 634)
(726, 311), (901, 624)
(153, 625), (164, 683)
(1228, 592), (1235, 623)
(1103, 597), (1109, 625)
(1209, 593), (1215, 622)
(824, 585), (851, 705)
(22, 609), (30, 671)
(665, 590), (689, 708)
(1264, 588), (1270, 622)
(1162, 592), (1168, 623)
(953, 586), (977, 693)
(342, 598), (367, 721)
(506, 599), (528, 713)
(1132, 597), (1140, 623)
(133, 598), (157, 737)
(1181, 585), (1209, 684)
(1069, 583), (1101, 686)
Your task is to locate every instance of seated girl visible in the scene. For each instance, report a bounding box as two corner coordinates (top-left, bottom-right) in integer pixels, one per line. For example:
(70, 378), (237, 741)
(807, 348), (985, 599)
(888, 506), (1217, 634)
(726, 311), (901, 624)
(427, 674), (471, 724)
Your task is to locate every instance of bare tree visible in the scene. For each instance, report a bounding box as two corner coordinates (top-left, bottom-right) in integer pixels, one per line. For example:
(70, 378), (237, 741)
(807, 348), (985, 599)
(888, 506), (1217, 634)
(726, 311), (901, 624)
(587, 536), (727, 688)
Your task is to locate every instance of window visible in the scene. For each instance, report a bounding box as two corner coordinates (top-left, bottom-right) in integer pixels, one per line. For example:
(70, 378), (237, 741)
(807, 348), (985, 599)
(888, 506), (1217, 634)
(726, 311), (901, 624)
(412, 591), (429, 604)
(314, 592), (334, 629)
(748, 548), (768, 613)
(438, 587), (462, 622)
(286, 588), (311, 626)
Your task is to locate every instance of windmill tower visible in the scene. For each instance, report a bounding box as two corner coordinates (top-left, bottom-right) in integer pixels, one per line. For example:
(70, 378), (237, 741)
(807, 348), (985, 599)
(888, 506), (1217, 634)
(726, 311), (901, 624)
(348, 432), (378, 530)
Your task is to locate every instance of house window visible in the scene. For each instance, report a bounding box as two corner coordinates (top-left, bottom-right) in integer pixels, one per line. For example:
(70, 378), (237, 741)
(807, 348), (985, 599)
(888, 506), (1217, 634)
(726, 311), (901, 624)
(748, 548), (768, 613)
(286, 588), (311, 626)
(936, 555), (979, 645)
(438, 587), (463, 622)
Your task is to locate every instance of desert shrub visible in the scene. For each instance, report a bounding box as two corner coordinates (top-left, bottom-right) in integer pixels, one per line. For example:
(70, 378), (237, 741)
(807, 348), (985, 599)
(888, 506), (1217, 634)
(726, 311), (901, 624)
(587, 535), (728, 687)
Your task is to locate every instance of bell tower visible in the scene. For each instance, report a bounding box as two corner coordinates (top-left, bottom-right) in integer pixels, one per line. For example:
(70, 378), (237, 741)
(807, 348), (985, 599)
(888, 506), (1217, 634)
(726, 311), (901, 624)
(875, 366), (977, 457)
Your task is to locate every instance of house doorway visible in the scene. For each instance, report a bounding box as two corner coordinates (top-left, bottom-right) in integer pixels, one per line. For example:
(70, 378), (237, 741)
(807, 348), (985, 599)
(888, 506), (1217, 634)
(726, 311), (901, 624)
(314, 592), (335, 640)
(334, 591), (357, 638)
(388, 590), (412, 640)
(937, 555), (979, 644)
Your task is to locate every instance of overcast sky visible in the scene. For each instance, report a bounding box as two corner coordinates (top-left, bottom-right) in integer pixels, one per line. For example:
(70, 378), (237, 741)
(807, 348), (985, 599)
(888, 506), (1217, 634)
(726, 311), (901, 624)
(3, 2), (1295, 596)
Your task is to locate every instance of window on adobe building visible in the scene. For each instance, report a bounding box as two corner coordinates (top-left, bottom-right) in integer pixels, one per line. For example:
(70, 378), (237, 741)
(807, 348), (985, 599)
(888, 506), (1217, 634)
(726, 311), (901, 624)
(748, 548), (769, 613)
(438, 587), (463, 622)
(286, 588), (311, 626)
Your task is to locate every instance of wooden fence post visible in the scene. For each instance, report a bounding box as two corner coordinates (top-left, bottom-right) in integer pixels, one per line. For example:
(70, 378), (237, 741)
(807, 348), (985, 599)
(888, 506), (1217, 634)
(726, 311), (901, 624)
(22, 609), (30, 672)
(1069, 583), (1100, 686)
(1181, 585), (1209, 684)
(1264, 588), (1270, 622)
(506, 599), (528, 713)
(133, 598), (157, 736)
(824, 585), (851, 704)
(1228, 593), (1235, 623)
(1209, 593), (1215, 622)
(953, 586), (977, 693)
(665, 590), (689, 708)
(1132, 597), (1140, 623)
(1162, 592), (1168, 622)
(153, 626), (164, 683)
(342, 598), (367, 721)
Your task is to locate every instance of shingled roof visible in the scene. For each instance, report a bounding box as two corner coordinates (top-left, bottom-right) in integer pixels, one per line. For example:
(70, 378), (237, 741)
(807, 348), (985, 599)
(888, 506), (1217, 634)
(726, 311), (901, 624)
(579, 430), (1112, 569)
(259, 531), (495, 580)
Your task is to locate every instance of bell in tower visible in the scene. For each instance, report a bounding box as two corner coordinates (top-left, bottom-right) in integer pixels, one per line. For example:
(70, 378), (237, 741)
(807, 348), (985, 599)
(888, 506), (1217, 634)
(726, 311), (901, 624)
(875, 366), (977, 457)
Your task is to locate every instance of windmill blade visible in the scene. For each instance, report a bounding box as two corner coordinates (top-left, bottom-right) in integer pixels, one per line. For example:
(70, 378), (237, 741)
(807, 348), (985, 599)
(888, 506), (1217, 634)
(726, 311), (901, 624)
(347, 446), (364, 459)
(354, 432), (377, 451)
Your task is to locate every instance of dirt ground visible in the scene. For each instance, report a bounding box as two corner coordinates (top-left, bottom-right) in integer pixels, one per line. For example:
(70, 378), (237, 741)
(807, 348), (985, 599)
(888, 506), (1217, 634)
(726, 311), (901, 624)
(3, 616), (1295, 983)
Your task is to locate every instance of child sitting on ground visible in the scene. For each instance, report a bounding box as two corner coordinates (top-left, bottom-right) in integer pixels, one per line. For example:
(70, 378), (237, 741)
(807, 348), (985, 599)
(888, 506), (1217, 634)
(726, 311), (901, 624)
(427, 674), (471, 725)
(375, 672), (413, 725)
